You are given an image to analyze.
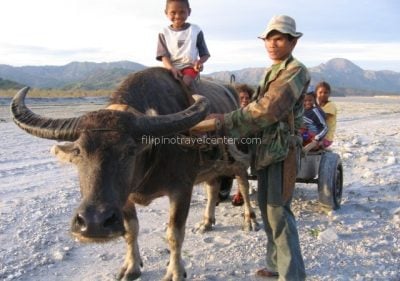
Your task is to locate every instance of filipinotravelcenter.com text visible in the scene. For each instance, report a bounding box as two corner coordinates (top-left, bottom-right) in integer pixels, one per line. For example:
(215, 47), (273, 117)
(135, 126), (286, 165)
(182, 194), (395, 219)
(141, 135), (261, 146)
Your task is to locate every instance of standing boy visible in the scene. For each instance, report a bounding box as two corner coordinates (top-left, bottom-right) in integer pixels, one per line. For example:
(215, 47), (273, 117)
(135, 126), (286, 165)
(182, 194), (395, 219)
(232, 84), (256, 206)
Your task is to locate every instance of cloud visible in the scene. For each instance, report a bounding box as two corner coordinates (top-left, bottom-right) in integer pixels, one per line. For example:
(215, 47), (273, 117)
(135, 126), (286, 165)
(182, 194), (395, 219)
(1, 0), (400, 72)
(0, 43), (103, 66)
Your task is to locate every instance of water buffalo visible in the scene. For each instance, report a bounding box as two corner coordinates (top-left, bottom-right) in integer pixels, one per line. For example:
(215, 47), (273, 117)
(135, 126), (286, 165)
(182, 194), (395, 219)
(11, 67), (257, 280)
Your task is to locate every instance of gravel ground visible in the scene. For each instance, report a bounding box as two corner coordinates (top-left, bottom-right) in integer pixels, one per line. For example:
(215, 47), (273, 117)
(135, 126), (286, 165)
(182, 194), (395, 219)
(0, 96), (399, 280)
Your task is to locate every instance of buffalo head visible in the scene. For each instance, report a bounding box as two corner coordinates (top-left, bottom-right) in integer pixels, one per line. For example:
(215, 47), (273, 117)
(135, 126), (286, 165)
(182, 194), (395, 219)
(11, 86), (209, 242)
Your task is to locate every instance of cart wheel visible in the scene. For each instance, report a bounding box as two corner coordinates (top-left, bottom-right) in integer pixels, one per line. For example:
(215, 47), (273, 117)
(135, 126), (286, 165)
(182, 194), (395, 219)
(317, 152), (343, 210)
(218, 176), (233, 201)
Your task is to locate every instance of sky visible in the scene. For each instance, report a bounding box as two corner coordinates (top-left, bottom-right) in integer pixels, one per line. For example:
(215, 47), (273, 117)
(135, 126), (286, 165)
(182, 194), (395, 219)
(1, 0), (400, 73)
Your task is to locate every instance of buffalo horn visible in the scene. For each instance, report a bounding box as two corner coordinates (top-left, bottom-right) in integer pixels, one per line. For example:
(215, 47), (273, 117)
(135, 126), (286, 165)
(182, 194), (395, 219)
(10, 87), (82, 141)
(132, 94), (210, 137)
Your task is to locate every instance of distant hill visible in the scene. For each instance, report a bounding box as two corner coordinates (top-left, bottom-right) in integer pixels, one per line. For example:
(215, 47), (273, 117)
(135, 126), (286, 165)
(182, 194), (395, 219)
(309, 58), (400, 94)
(0, 77), (25, 89)
(0, 61), (146, 90)
(206, 58), (400, 96)
(61, 68), (134, 90)
(0, 58), (399, 95)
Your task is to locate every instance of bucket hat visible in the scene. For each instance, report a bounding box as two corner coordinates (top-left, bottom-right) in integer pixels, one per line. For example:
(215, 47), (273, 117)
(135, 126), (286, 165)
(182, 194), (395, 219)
(258, 15), (303, 39)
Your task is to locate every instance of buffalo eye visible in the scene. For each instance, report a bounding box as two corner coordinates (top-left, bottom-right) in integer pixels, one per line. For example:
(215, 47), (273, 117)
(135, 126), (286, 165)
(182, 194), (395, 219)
(71, 148), (81, 156)
(52, 143), (82, 164)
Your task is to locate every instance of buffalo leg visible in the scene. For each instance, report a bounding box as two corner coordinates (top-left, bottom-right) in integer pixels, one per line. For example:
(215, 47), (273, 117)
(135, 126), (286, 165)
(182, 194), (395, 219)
(118, 201), (142, 281)
(197, 178), (219, 232)
(235, 168), (259, 231)
(162, 189), (192, 281)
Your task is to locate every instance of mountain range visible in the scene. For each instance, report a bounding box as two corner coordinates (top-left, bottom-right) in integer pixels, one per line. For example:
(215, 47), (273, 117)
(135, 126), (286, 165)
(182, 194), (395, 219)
(0, 61), (146, 90)
(206, 59), (400, 96)
(0, 58), (399, 95)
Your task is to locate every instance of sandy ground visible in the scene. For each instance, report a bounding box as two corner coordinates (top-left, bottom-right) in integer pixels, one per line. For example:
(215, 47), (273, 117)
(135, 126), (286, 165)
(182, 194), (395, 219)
(0, 96), (399, 281)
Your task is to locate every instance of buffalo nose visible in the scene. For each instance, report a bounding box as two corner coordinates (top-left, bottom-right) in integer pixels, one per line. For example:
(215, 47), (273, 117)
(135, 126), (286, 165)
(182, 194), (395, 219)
(72, 207), (124, 238)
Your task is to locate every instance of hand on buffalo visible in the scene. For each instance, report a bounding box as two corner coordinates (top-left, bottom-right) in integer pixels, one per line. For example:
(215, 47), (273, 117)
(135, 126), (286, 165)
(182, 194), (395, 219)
(205, 113), (223, 121)
(190, 113), (224, 134)
(169, 67), (183, 80)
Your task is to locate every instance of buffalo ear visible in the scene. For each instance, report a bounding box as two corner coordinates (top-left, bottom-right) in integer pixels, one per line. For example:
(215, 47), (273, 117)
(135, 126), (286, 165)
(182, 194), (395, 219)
(51, 142), (80, 164)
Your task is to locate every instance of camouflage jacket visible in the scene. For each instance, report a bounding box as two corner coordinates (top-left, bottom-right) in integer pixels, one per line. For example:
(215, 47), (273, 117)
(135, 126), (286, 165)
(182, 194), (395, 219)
(223, 55), (310, 169)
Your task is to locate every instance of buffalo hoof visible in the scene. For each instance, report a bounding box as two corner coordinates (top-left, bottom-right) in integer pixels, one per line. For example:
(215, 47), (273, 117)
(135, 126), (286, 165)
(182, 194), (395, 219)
(194, 221), (213, 233)
(243, 212), (260, 232)
(243, 219), (260, 232)
(161, 270), (187, 281)
(117, 265), (142, 281)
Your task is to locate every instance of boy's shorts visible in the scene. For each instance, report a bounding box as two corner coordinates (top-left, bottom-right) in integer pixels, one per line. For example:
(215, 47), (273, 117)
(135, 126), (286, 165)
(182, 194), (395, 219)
(181, 67), (199, 79)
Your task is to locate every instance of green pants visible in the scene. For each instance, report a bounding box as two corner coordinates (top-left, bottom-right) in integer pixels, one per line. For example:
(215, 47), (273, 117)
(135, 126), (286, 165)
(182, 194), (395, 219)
(257, 161), (306, 281)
